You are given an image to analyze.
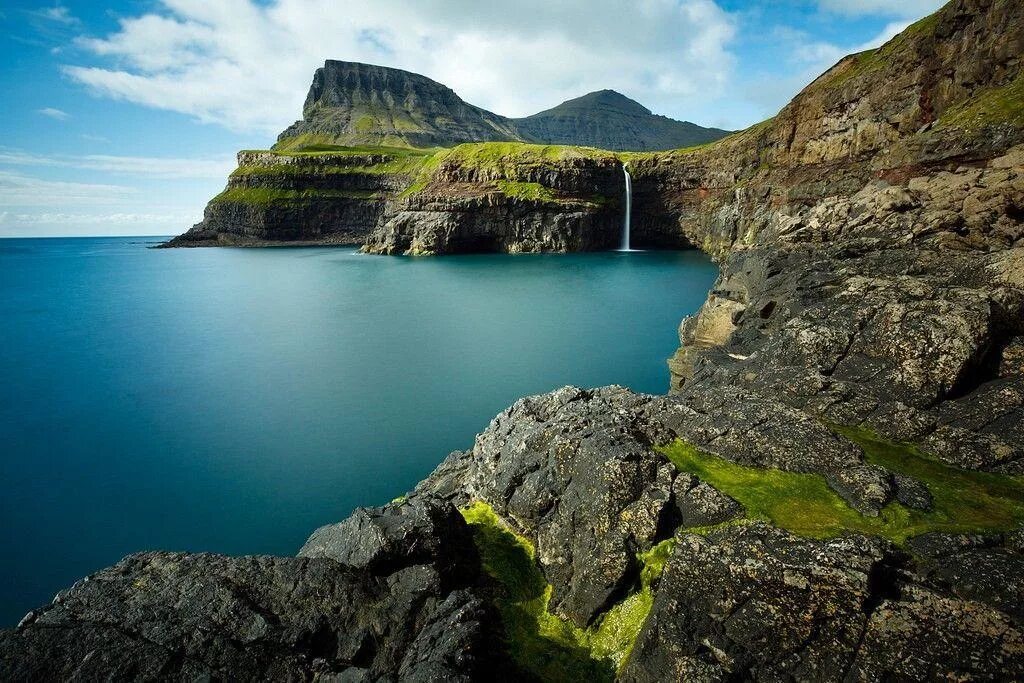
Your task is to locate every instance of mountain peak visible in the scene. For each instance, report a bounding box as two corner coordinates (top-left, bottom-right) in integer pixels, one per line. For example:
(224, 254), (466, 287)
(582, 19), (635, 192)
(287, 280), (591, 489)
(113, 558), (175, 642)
(538, 90), (653, 117)
(514, 89), (729, 152)
(276, 60), (730, 152)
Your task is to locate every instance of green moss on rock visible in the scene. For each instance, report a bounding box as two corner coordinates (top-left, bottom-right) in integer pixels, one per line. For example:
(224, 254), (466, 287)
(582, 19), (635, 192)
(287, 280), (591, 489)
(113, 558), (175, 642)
(460, 501), (670, 681)
(660, 433), (1024, 545)
(494, 180), (558, 203)
(833, 424), (1024, 538)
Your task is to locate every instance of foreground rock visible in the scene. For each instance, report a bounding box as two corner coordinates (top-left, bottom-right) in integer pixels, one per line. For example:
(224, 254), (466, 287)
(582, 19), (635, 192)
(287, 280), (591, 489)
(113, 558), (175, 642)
(418, 385), (893, 630)
(0, 497), (514, 681)
(623, 523), (1024, 681)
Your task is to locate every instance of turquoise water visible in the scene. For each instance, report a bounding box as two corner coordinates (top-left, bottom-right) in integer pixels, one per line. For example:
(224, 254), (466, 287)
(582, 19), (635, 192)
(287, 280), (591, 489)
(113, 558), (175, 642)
(0, 237), (717, 626)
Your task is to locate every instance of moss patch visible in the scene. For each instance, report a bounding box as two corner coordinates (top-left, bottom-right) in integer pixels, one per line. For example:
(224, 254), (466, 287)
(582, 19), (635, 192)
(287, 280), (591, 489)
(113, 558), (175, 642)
(460, 501), (669, 680)
(494, 180), (558, 203)
(660, 434), (1024, 546)
(834, 425), (1024, 538)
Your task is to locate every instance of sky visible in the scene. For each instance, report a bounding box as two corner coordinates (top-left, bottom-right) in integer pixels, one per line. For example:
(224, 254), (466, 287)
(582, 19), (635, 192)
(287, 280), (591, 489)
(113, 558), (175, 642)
(0, 0), (946, 237)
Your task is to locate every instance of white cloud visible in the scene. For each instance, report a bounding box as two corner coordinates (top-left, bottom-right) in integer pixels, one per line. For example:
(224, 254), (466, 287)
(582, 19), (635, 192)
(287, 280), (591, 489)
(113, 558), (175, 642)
(0, 170), (137, 206)
(37, 107), (70, 120)
(794, 20), (911, 69)
(0, 149), (235, 179)
(818, 0), (945, 18)
(40, 5), (79, 25)
(63, 0), (737, 133)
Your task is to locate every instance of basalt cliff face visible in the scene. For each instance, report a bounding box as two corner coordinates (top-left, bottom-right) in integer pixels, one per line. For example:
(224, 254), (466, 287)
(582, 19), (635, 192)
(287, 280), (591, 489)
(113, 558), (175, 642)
(165, 63), (729, 248)
(6, 0), (1024, 680)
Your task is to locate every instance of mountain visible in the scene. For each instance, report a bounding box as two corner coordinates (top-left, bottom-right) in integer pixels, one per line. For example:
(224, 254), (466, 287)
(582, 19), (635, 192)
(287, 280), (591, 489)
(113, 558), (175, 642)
(275, 60), (729, 152)
(276, 60), (520, 150)
(514, 89), (730, 151)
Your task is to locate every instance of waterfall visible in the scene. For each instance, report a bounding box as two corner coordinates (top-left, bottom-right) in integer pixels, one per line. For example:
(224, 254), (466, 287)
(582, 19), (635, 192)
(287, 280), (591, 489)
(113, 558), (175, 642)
(619, 165), (633, 251)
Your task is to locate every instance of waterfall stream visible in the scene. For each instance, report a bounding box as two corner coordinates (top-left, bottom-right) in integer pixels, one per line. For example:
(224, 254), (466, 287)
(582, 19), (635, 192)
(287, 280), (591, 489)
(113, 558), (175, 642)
(620, 165), (633, 251)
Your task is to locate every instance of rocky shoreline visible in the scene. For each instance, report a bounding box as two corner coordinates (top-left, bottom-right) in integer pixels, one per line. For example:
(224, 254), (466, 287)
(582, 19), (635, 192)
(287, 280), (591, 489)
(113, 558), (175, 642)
(4, 0), (1024, 679)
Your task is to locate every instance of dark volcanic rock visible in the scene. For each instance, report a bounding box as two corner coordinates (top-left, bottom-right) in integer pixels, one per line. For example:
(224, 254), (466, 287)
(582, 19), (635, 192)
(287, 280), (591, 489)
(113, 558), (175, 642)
(671, 473), (742, 528)
(892, 473), (934, 511)
(420, 386), (680, 627)
(299, 494), (474, 586)
(622, 523), (1024, 682)
(908, 532), (1024, 625)
(0, 498), (510, 682)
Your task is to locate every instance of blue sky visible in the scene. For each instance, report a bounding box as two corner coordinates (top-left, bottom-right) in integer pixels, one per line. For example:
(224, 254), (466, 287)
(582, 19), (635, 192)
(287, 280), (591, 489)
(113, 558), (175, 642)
(1, 0), (945, 237)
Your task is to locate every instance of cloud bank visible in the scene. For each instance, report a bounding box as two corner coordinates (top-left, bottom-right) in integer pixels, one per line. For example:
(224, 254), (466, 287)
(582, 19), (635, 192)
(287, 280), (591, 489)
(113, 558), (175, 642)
(0, 150), (236, 179)
(0, 170), (136, 206)
(64, 0), (737, 133)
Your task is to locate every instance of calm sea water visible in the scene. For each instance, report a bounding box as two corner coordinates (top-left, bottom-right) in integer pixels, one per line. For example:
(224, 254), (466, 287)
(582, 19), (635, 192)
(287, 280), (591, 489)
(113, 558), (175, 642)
(0, 237), (717, 626)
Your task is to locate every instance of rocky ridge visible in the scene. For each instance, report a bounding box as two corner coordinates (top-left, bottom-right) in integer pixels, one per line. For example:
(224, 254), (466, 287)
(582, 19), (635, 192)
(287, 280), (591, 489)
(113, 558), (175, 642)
(7, 0), (1024, 680)
(276, 61), (728, 152)
(513, 89), (731, 152)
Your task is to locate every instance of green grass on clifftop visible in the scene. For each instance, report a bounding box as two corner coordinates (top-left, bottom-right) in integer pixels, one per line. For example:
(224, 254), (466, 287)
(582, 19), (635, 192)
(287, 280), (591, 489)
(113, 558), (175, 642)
(937, 69), (1024, 131)
(460, 501), (670, 681)
(661, 433), (1024, 545)
(494, 180), (558, 203)
(442, 141), (618, 167)
(209, 187), (379, 206)
(399, 142), (622, 198)
(230, 155), (431, 178)
(270, 134), (441, 155)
